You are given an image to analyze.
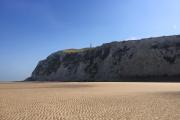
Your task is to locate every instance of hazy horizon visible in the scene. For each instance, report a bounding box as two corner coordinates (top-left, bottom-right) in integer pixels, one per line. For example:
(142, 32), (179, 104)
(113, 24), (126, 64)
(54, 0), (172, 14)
(0, 0), (180, 81)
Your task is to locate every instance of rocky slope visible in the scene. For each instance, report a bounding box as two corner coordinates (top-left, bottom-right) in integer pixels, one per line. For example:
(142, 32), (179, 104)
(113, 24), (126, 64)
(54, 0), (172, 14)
(26, 35), (180, 82)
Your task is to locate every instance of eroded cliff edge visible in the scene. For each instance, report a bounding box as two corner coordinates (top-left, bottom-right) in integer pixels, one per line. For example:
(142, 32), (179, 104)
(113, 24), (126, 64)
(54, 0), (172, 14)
(26, 35), (180, 82)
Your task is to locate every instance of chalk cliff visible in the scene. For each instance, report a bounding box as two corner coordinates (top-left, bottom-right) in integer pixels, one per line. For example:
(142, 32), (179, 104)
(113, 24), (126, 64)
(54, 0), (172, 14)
(26, 35), (180, 81)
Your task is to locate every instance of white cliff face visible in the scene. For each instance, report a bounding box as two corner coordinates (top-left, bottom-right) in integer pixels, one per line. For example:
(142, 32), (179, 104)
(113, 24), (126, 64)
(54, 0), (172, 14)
(26, 35), (180, 81)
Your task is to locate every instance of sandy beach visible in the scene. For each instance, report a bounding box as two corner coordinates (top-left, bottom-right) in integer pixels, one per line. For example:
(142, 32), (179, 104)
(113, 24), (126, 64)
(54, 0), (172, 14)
(0, 82), (180, 120)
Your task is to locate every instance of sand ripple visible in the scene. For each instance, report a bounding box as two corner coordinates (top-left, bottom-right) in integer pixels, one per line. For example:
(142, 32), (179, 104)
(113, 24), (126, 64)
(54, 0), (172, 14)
(0, 82), (180, 120)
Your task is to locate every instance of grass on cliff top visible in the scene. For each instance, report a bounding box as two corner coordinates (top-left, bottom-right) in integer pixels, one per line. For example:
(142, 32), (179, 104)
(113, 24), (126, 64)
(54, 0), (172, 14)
(53, 48), (93, 56)
(63, 48), (91, 54)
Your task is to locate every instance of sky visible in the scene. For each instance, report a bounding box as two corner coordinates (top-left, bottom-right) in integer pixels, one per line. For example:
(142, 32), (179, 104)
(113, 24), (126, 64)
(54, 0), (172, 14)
(0, 0), (180, 81)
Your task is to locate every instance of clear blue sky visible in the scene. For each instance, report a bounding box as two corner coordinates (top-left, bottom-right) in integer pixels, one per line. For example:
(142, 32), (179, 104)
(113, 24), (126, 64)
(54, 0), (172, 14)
(0, 0), (180, 81)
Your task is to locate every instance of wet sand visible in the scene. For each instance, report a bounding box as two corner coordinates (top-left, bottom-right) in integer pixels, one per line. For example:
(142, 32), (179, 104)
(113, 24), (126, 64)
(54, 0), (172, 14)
(0, 82), (180, 120)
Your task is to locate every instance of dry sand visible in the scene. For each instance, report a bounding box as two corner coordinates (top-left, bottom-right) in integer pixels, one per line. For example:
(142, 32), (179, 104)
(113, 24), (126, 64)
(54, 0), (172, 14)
(0, 82), (180, 120)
